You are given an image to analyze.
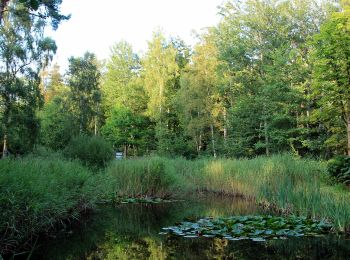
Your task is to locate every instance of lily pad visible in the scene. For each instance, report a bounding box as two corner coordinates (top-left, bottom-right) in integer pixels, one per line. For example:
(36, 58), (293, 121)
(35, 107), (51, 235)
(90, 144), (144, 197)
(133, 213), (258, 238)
(160, 215), (332, 241)
(115, 196), (178, 204)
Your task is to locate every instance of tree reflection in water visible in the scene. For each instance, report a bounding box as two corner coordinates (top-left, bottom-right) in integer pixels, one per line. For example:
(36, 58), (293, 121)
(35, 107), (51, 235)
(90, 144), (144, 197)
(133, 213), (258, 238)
(33, 196), (350, 259)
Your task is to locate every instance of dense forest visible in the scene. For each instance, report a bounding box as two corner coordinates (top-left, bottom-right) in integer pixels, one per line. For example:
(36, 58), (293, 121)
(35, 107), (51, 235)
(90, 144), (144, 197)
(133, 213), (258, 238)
(0, 0), (349, 159)
(1, 0), (350, 257)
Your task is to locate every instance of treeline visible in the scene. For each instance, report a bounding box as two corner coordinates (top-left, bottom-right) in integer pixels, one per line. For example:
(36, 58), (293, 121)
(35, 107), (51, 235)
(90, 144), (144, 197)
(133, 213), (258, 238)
(2, 0), (350, 159)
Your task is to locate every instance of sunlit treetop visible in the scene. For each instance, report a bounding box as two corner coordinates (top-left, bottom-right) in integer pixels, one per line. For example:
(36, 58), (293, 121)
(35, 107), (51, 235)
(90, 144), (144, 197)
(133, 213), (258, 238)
(0, 0), (69, 29)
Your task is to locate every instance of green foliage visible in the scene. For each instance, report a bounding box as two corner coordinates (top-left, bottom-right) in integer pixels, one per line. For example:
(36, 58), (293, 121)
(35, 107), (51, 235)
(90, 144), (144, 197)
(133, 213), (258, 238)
(115, 197), (175, 204)
(93, 154), (349, 231)
(162, 215), (333, 241)
(63, 135), (114, 169)
(101, 41), (143, 115)
(0, 99), (41, 155)
(6, 0), (69, 29)
(67, 52), (102, 135)
(177, 31), (221, 157)
(30, 145), (63, 159)
(215, 0), (333, 157)
(41, 63), (65, 102)
(39, 97), (78, 150)
(101, 105), (155, 156)
(98, 157), (182, 199)
(327, 156), (350, 185)
(311, 6), (350, 155)
(0, 157), (94, 255)
(142, 31), (181, 153)
(0, 0), (68, 156)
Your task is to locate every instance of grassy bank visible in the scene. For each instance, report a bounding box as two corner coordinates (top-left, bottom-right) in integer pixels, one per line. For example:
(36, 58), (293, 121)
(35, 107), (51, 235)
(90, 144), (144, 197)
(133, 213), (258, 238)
(0, 157), (96, 255)
(1, 153), (349, 255)
(98, 154), (350, 232)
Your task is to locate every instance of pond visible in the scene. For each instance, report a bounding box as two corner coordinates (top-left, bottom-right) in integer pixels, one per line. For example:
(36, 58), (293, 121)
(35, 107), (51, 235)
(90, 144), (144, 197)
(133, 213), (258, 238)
(31, 196), (349, 259)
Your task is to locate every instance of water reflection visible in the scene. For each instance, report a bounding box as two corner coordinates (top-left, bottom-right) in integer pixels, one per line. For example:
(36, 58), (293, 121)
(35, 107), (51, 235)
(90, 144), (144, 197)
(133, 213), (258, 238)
(32, 196), (350, 260)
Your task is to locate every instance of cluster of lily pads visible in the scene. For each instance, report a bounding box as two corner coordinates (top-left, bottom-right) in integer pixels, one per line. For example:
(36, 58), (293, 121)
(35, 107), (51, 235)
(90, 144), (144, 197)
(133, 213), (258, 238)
(115, 196), (175, 204)
(160, 215), (332, 242)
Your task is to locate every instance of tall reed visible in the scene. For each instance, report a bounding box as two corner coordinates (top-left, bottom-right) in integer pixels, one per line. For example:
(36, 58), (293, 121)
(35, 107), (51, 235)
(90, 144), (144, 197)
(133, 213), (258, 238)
(0, 157), (95, 255)
(101, 154), (350, 231)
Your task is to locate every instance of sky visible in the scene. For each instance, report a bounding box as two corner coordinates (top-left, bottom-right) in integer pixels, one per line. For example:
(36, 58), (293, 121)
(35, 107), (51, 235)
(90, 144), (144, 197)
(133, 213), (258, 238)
(48, 0), (225, 71)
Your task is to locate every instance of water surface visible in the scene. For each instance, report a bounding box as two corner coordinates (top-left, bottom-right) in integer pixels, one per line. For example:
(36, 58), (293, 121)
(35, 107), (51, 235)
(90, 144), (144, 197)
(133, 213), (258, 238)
(32, 196), (350, 259)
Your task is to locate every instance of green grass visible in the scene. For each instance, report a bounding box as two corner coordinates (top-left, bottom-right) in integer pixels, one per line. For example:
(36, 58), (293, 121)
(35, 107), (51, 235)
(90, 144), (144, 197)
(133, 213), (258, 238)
(93, 156), (184, 200)
(98, 154), (350, 232)
(0, 156), (96, 255)
(1, 153), (349, 255)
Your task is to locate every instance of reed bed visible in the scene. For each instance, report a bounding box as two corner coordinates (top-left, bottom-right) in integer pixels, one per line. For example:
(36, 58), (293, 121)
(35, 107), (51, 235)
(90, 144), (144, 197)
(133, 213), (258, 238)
(101, 154), (349, 231)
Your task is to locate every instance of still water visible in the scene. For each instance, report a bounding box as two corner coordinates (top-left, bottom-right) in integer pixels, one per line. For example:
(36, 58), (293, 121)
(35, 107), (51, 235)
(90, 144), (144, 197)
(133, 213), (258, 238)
(32, 196), (349, 259)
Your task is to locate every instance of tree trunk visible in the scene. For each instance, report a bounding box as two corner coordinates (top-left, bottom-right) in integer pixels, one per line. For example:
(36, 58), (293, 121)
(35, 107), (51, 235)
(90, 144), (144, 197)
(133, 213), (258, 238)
(347, 115), (350, 156)
(210, 124), (217, 158)
(2, 98), (10, 159)
(264, 120), (269, 156)
(196, 133), (202, 156)
(223, 108), (227, 141)
(94, 116), (97, 135)
(0, 0), (10, 23)
(2, 133), (7, 158)
(124, 144), (128, 158)
(79, 119), (83, 134)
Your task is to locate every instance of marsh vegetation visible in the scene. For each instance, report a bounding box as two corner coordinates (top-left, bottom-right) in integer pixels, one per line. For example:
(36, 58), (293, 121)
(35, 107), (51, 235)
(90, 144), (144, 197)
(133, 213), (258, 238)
(1, 0), (350, 258)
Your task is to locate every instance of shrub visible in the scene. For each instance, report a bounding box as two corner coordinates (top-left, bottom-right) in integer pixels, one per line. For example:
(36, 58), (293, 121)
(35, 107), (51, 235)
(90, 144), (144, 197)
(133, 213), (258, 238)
(64, 135), (114, 169)
(327, 156), (350, 186)
(29, 145), (64, 159)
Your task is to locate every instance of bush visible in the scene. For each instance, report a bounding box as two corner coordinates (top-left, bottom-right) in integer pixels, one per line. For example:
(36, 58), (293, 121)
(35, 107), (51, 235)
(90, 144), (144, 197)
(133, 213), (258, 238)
(64, 135), (114, 169)
(30, 145), (64, 159)
(327, 156), (350, 186)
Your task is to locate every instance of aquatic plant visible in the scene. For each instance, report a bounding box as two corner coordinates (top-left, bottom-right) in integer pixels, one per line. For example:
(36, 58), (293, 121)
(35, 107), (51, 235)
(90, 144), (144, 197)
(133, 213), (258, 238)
(115, 196), (178, 204)
(0, 157), (96, 255)
(161, 215), (333, 241)
(99, 154), (350, 231)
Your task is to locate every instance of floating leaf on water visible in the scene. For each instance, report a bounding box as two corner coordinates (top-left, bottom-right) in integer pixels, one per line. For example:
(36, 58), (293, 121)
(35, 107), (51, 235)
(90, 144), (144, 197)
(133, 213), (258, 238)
(184, 235), (198, 238)
(203, 234), (215, 238)
(161, 215), (333, 241)
(264, 229), (274, 235)
(251, 237), (266, 242)
(252, 230), (265, 236)
(162, 227), (172, 230)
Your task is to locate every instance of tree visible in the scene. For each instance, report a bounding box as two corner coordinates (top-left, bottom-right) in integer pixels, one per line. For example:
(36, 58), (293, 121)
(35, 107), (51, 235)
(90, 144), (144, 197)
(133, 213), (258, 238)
(215, 0), (334, 157)
(311, 5), (350, 155)
(0, 0), (66, 156)
(101, 105), (155, 156)
(66, 52), (101, 135)
(101, 41), (143, 115)
(0, 0), (69, 27)
(39, 95), (77, 150)
(42, 63), (64, 102)
(177, 31), (222, 157)
(142, 31), (179, 154)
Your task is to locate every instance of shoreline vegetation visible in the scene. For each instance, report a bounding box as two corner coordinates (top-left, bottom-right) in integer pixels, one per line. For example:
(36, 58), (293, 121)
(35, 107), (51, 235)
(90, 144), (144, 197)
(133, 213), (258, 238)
(1, 0), (350, 258)
(1, 153), (349, 256)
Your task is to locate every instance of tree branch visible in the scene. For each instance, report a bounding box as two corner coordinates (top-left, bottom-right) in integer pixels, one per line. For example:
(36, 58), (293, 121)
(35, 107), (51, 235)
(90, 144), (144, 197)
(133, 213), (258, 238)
(0, 0), (10, 23)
